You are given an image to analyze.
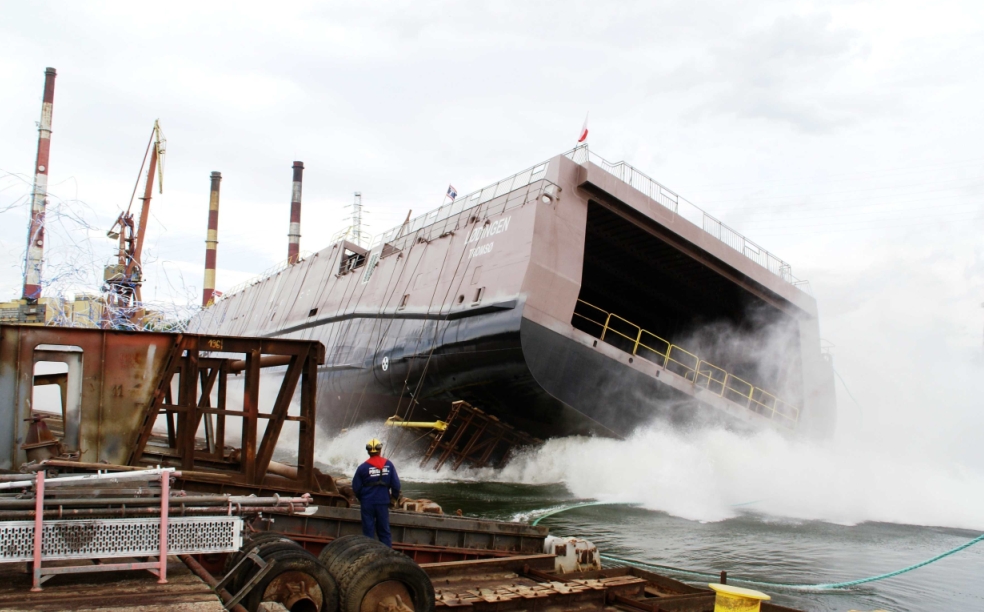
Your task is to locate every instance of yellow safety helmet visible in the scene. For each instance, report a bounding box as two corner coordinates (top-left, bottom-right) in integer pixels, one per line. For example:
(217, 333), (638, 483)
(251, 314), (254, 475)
(366, 438), (383, 455)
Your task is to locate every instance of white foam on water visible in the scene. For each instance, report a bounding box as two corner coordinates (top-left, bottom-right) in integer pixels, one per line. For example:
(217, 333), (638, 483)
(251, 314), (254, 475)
(316, 419), (984, 531)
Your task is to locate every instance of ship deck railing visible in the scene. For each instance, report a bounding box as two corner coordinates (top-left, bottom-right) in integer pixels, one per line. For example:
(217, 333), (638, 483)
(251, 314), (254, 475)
(572, 299), (800, 428)
(565, 145), (810, 292)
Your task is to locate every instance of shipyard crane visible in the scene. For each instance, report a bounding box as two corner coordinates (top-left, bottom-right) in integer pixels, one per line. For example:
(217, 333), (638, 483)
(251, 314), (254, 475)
(104, 120), (166, 323)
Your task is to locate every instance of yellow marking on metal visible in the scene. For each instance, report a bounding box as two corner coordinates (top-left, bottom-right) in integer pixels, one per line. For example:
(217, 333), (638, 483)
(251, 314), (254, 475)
(708, 583), (770, 611)
(385, 416), (449, 431)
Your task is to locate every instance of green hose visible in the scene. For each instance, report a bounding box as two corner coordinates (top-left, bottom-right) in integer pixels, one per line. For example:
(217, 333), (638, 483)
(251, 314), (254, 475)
(531, 501), (624, 526)
(531, 501), (984, 592)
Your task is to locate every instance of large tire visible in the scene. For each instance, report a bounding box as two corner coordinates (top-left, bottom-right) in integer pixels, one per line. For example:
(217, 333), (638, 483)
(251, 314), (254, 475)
(337, 553), (434, 612)
(244, 548), (339, 612)
(318, 535), (390, 562)
(225, 531), (294, 576)
(317, 535), (373, 565)
(234, 541), (314, 597)
(319, 536), (397, 579)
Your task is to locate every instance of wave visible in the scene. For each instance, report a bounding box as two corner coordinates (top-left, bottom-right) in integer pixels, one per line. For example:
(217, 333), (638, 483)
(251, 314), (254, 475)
(316, 420), (984, 530)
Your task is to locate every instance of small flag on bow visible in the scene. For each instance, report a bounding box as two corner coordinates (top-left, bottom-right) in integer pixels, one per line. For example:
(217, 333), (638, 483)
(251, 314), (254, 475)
(577, 113), (589, 143)
(447, 184), (458, 201)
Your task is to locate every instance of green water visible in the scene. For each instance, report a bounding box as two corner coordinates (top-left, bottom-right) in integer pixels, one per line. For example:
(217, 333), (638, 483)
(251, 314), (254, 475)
(398, 481), (984, 612)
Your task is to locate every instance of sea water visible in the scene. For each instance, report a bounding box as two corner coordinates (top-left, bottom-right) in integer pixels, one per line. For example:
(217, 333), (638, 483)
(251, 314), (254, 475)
(317, 422), (984, 612)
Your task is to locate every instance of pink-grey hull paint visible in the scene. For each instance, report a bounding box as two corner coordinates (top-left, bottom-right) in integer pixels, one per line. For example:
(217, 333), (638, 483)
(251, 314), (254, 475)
(191, 153), (836, 439)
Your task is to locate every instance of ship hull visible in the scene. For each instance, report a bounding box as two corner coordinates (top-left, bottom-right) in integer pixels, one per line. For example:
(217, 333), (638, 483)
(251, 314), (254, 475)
(298, 301), (735, 440)
(193, 151), (836, 441)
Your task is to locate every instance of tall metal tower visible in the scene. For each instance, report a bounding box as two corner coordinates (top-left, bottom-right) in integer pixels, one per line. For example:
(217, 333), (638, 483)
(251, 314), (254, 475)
(346, 191), (371, 247)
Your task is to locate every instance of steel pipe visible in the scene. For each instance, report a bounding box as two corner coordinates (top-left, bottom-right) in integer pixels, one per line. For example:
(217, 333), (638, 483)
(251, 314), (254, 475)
(0, 493), (310, 509)
(0, 503), (308, 520)
(180, 554), (249, 612)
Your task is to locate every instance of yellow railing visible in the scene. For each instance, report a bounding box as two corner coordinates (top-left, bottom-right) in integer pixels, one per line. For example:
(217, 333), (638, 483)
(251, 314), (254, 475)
(572, 300), (800, 427)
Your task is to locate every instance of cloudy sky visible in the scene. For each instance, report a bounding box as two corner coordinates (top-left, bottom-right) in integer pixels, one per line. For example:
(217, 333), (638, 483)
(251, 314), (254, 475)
(2, 2), (983, 464)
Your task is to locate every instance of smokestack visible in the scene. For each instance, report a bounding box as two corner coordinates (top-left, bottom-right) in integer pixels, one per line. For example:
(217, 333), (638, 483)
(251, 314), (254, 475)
(22, 67), (57, 301)
(287, 161), (304, 264)
(202, 171), (222, 307)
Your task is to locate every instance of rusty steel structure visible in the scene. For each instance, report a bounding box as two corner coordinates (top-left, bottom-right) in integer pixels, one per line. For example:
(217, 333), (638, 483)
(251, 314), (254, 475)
(253, 505), (548, 564)
(22, 67), (57, 302)
(0, 324), (345, 506)
(0, 323), (554, 567)
(287, 161), (304, 264)
(418, 401), (540, 472)
(424, 555), (804, 612)
(202, 171), (222, 306)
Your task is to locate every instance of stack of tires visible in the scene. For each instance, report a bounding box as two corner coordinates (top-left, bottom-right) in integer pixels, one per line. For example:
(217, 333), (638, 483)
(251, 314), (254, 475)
(318, 535), (435, 612)
(227, 533), (434, 612)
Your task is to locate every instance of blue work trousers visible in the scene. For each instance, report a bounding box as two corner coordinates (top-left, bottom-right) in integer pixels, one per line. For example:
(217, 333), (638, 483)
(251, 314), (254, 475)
(360, 503), (392, 547)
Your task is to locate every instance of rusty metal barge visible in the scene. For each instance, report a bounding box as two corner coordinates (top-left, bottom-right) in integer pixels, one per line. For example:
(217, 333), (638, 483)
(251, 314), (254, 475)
(190, 147), (836, 440)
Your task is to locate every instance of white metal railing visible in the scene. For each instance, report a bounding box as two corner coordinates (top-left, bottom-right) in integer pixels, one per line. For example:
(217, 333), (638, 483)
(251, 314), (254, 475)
(214, 165), (557, 303)
(370, 160), (551, 247)
(565, 145), (809, 290)
(218, 250), (314, 302)
(212, 146), (809, 304)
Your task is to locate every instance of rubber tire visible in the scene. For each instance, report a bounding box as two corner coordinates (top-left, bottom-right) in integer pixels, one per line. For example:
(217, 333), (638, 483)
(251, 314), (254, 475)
(318, 535), (384, 564)
(234, 541), (312, 596)
(225, 532), (294, 576)
(244, 548), (339, 612)
(328, 544), (401, 588)
(319, 536), (396, 578)
(337, 553), (434, 612)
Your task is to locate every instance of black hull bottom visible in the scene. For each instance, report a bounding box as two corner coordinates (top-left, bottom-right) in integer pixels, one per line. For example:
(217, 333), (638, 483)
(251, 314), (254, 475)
(312, 312), (733, 441)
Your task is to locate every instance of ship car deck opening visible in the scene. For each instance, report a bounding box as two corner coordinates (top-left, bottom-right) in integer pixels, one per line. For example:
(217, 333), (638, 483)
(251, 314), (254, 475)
(573, 201), (805, 406)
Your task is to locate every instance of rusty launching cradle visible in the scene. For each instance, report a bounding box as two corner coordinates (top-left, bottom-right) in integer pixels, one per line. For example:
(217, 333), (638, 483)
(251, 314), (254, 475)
(0, 324), (346, 506)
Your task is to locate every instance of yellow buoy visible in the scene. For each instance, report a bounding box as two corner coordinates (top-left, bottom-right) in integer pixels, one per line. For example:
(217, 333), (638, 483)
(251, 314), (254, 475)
(708, 583), (771, 612)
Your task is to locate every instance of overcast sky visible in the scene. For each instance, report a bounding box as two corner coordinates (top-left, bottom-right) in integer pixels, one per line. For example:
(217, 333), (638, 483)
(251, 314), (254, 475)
(2, 1), (983, 465)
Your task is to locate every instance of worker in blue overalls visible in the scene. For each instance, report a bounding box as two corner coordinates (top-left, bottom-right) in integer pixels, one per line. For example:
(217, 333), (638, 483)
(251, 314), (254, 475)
(352, 438), (401, 547)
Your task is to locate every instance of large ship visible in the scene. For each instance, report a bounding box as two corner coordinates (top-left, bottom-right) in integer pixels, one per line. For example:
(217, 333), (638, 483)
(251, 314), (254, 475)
(189, 146), (836, 440)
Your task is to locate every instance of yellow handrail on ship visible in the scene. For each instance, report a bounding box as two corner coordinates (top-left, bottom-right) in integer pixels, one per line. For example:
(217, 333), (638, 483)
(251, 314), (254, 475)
(572, 299), (800, 427)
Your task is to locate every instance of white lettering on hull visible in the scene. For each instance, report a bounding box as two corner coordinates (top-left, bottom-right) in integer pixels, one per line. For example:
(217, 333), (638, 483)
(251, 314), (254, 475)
(468, 242), (494, 259)
(466, 216), (511, 244)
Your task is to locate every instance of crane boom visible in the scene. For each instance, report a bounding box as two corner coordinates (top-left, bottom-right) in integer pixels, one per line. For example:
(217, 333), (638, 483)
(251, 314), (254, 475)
(104, 120), (165, 324)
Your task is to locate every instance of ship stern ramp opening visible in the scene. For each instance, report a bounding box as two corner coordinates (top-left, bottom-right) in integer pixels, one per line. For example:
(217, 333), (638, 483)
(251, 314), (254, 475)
(520, 155), (836, 439)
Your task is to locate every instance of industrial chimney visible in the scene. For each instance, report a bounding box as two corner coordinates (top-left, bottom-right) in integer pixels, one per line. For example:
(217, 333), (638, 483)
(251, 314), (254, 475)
(287, 161), (304, 264)
(202, 171), (222, 307)
(22, 67), (57, 302)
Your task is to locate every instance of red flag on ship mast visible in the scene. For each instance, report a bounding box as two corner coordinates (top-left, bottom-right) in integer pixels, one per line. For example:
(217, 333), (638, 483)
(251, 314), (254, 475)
(577, 113), (589, 143)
